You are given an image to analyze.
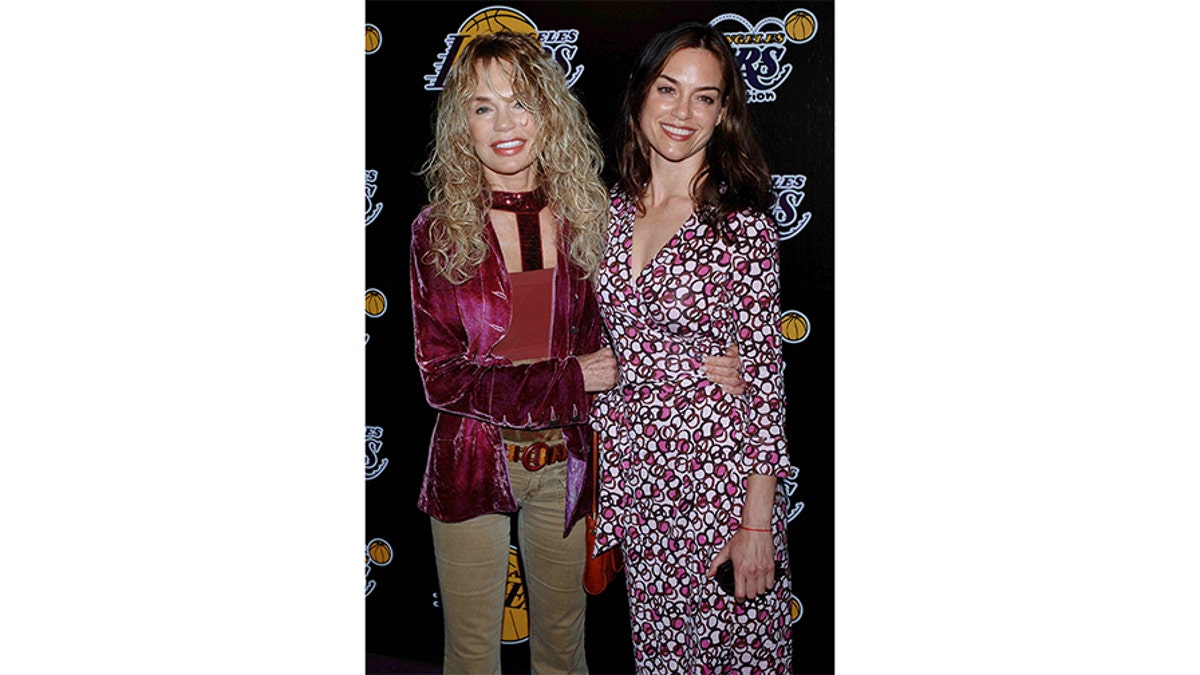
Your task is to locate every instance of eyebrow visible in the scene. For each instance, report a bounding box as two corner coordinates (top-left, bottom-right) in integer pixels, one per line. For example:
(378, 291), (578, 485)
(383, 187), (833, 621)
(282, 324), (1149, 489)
(472, 91), (517, 105)
(657, 72), (723, 95)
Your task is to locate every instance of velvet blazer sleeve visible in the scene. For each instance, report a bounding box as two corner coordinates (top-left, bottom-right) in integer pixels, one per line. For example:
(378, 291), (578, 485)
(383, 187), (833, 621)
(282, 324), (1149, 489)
(409, 209), (592, 429)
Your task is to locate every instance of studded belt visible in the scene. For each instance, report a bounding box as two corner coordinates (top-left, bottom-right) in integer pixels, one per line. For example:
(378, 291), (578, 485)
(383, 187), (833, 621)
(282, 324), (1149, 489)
(505, 441), (568, 471)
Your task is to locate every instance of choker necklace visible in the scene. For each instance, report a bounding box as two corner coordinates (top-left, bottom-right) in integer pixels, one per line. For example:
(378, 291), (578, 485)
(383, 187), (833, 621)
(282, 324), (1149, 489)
(491, 188), (547, 271)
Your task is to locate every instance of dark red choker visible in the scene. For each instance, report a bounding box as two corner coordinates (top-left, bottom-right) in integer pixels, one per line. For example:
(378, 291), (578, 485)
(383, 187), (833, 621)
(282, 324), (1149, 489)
(491, 188), (546, 213)
(491, 189), (546, 271)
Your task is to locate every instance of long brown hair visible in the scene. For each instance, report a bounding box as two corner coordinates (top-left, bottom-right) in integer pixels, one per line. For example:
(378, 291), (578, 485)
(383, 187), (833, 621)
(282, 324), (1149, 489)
(614, 22), (775, 239)
(419, 31), (608, 284)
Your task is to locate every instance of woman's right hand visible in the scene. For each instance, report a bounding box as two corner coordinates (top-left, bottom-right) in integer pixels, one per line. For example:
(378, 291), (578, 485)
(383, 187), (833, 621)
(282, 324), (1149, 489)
(702, 344), (746, 395)
(578, 348), (618, 392)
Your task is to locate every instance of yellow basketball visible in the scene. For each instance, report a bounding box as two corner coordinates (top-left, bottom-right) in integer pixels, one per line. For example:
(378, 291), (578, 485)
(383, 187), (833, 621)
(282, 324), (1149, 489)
(368, 539), (392, 565)
(784, 10), (817, 43)
(365, 289), (386, 317)
(780, 310), (809, 343)
(502, 547), (530, 643)
(365, 24), (381, 54)
(458, 7), (537, 37)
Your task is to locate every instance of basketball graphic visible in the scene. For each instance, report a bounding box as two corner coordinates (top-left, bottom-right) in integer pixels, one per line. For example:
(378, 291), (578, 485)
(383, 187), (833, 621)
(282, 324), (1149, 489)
(502, 546), (530, 644)
(780, 309), (809, 343)
(458, 7), (538, 37)
(365, 289), (386, 317)
(365, 24), (381, 54)
(368, 538), (392, 565)
(784, 9), (817, 43)
(452, 7), (540, 68)
(789, 595), (804, 623)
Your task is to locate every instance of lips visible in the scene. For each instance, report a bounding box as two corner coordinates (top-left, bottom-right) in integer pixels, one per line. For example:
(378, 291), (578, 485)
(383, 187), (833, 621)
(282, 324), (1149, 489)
(660, 123), (695, 141)
(491, 138), (527, 156)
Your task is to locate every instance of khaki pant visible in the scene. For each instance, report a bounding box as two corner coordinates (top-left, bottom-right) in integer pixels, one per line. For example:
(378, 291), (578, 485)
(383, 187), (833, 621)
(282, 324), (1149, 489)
(431, 456), (588, 674)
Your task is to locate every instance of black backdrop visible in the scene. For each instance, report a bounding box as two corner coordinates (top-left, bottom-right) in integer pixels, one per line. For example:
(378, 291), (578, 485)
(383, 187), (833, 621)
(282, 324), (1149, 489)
(365, 2), (834, 672)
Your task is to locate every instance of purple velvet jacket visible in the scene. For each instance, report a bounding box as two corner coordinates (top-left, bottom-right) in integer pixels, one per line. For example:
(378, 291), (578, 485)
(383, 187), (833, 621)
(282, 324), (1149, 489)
(409, 206), (602, 535)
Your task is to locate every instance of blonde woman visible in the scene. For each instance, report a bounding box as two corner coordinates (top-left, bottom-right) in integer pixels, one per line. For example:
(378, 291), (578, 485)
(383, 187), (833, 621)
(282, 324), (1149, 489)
(409, 30), (743, 673)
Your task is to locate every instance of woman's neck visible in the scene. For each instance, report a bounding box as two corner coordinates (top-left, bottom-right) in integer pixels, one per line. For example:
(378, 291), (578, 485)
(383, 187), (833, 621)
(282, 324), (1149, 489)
(490, 183), (539, 194)
(644, 153), (706, 207)
(485, 169), (538, 194)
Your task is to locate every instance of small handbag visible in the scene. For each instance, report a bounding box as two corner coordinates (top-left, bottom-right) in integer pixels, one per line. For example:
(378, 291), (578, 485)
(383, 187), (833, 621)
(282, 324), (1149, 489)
(583, 432), (623, 595)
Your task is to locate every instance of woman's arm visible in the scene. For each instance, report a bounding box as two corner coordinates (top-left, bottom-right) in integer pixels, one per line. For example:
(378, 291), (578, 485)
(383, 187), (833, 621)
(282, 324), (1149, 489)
(706, 474), (778, 602)
(729, 213), (791, 476)
(706, 212), (793, 601)
(577, 348), (618, 392)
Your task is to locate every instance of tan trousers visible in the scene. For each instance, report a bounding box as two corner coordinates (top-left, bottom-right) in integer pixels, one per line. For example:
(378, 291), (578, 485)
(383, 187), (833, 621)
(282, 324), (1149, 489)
(431, 458), (588, 674)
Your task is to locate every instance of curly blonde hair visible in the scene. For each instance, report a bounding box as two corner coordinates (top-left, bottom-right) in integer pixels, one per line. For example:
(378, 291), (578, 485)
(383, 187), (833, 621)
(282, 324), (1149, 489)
(419, 31), (608, 285)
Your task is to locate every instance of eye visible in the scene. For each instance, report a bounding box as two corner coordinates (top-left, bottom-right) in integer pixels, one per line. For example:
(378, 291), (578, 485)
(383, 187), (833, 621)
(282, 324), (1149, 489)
(474, 104), (492, 115)
(698, 95), (716, 105)
(656, 85), (675, 96)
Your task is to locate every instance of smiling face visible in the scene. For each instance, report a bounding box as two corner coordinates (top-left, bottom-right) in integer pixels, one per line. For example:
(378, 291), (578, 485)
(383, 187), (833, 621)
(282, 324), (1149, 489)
(467, 59), (539, 192)
(637, 47), (727, 170)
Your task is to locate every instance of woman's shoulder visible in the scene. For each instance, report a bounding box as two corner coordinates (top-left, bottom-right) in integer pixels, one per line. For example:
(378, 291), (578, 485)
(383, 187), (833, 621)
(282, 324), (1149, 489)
(723, 208), (779, 251)
(607, 186), (636, 220)
(410, 205), (436, 238)
(608, 184), (630, 206)
(412, 204), (435, 225)
(409, 206), (448, 262)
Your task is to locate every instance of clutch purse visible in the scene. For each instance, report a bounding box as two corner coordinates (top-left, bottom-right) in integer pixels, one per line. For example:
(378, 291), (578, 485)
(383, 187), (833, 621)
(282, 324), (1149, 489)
(713, 559), (787, 596)
(583, 515), (623, 595)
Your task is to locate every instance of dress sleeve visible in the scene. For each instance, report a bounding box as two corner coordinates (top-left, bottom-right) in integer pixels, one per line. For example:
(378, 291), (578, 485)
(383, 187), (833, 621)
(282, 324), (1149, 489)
(583, 284), (610, 352)
(409, 211), (590, 428)
(730, 212), (792, 477)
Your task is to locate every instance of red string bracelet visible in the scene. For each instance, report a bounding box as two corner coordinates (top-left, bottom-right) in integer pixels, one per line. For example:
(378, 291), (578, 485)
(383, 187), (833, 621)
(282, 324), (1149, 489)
(739, 525), (771, 533)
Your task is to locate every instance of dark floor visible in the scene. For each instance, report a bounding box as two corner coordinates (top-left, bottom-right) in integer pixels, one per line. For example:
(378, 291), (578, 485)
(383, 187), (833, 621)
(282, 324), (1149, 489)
(365, 653), (442, 674)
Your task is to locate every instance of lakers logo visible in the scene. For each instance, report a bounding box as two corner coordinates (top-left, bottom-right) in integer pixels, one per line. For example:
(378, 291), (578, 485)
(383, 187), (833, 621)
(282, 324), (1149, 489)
(365, 538), (393, 597)
(459, 6), (539, 40)
(782, 465), (804, 523)
(365, 24), (381, 54)
(365, 170), (383, 227)
(772, 174), (811, 241)
(425, 7), (584, 91)
(425, 6), (539, 91)
(366, 425), (388, 480)
(502, 546), (530, 644)
(368, 539), (392, 565)
(780, 309), (809, 344)
(784, 9), (818, 43)
(365, 288), (387, 317)
(710, 9), (818, 102)
(789, 594), (804, 624)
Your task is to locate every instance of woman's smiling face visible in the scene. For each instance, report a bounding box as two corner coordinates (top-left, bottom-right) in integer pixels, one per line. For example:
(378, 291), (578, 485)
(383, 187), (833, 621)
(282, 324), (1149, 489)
(638, 47), (727, 167)
(468, 59), (539, 191)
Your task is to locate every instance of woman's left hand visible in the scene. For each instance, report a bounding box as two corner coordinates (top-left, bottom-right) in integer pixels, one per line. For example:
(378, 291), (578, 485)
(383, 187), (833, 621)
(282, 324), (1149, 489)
(702, 344), (746, 395)
(706, 526), (776, 603)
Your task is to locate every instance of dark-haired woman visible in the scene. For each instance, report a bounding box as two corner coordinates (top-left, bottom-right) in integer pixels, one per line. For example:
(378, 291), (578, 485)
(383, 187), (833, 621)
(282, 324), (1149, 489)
(590, 22), (794, 673)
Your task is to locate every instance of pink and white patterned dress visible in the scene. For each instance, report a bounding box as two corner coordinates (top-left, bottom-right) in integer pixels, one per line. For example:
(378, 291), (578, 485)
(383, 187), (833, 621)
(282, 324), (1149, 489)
(591, 190), (794, 674)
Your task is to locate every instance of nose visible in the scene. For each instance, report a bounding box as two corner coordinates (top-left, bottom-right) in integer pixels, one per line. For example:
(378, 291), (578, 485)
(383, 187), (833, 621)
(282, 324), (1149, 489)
(494, 106), (516, 131)
(671, 96), (692, 120)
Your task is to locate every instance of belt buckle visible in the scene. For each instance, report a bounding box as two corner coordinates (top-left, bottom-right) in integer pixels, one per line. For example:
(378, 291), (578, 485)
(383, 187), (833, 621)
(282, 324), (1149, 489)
(521, 441), (551, 472)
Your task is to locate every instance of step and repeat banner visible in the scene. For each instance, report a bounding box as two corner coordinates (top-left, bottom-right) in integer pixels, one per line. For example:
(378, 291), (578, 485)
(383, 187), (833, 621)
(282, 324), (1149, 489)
(365, 2), (833, 672)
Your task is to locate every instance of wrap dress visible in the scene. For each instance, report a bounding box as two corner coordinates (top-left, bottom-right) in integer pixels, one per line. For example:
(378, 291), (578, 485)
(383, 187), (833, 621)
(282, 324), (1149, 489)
(591, 190), (794, 673)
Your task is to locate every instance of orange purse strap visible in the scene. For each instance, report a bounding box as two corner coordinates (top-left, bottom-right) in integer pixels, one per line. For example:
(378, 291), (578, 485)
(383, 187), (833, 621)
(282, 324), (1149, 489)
(590, 430), (600, 513)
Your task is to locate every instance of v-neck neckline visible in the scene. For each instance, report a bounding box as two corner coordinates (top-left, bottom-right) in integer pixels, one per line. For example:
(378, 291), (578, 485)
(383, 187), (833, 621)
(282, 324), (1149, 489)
(629, 211), (694, 284)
